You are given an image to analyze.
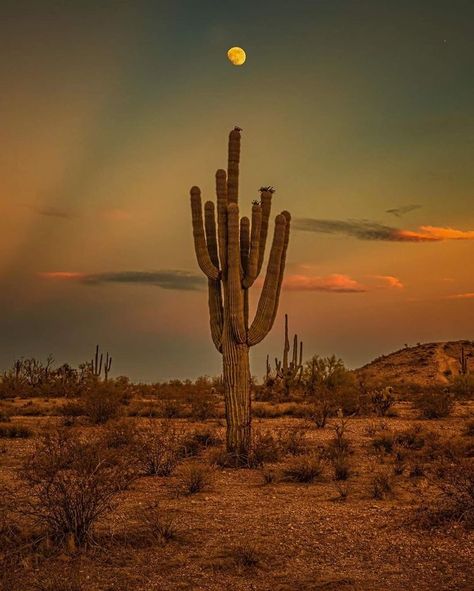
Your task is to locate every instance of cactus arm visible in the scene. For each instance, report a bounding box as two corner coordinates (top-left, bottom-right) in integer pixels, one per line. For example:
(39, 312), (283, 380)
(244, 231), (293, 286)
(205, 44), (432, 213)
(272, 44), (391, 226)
(204, 201), (219, 267)
(204, 200), (224, 351)
(256, 191), (273, 275)
(227, 203), (247, 343)
(243, 204), (262, 288)
(227, 128), (241, 204)
(240, 216), (250, 276)
(270, 211), (291, 326)
(190, 186), (220, 281)
(247, 214), (287, 346)
(216, 170), (228, 275)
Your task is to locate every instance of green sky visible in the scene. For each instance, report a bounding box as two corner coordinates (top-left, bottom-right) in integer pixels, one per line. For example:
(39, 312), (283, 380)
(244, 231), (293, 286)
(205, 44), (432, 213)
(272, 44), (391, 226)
(0, 0), (473, 380)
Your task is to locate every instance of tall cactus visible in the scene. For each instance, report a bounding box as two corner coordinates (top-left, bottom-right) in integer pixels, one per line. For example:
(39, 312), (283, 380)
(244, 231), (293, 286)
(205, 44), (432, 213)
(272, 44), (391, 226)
(190, 127), (290, 458)
(274, 314), (303, 397)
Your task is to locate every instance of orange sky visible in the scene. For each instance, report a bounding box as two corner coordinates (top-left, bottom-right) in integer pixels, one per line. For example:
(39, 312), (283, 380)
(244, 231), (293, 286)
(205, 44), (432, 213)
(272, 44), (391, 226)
(0, 1), (473, 380)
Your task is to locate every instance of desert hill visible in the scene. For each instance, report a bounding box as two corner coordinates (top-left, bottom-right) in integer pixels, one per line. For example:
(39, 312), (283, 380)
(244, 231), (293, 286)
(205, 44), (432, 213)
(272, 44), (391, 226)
(355, 340), (473, 387)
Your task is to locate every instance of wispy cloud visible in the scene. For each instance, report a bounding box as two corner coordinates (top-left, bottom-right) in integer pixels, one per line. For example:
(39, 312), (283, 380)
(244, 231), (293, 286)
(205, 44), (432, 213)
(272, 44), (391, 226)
(386, 204), (421, 217)
(29, 205), (77, 219)
(372, 275), (404, 289)
(284, 274), (367, 293)
(39, 270), (206, 291)
(294, 218), (474, 242)
(445, 292), (474, 300)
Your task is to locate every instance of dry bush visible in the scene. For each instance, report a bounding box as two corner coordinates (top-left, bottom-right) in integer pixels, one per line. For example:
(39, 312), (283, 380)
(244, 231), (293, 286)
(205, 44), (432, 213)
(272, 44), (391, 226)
(0, 424), (32, 439)
(134, 503), (180, 546)
(364, 420), (388, 437)
(283, 453), (324, 483)
(331, 454), (351, 481)
(189, 395), (218, 421)
(17, 430), (136, 547)
(308, 399), (333, 428)
(371, 432), (394, 455)
(228, 544), (261, 569)
(370, 471), (393, 499)
(175, 464), (213, 495)
(58, 400), (85, 418)
(370, 388), (395, 417)
(82, 382), (124, 424)
(334, 480), (350, 501)
(414, 391), (454, 419)
(133, 421), (182, 476)
(180, 426), (221, 458)
(261, 467), (278, 485)
(463, 420), (474, 437)
(277, 427), (308, 456)
(102, 419), (139, 449)
(416, 459), (474, 529)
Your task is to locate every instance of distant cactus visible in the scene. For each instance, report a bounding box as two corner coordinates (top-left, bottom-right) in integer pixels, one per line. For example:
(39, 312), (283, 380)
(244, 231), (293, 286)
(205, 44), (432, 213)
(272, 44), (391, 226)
(272, 314), (303, 397)
(91, 345), (112, 381)
(190, 128), (290, 459)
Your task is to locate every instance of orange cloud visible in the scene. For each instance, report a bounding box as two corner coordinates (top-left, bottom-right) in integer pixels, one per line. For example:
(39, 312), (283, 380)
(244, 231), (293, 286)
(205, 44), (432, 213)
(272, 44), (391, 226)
(38, 272), (86, 280)
(396, 226), (474, 241)
(373, 275), (404, 289)
(446, 292), (474, 300)
(284, 274), (367, 293)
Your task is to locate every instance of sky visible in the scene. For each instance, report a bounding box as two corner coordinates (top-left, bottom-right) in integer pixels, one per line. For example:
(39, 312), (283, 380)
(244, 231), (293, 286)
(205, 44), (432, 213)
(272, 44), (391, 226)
(0, 0), (473, 381)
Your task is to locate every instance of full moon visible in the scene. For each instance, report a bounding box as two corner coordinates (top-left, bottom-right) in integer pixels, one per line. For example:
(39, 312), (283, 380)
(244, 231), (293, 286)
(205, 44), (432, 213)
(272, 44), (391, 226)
(227, 46), (246, 66)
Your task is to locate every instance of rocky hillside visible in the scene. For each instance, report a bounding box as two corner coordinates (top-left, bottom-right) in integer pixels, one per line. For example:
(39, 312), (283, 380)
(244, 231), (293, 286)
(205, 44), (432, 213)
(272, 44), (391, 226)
(355, 340), (474, 387)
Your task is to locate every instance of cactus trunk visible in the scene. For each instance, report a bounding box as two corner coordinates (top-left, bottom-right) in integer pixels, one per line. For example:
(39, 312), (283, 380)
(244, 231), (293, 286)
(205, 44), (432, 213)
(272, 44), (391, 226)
(190, 128), (290, 461)
(222, 338), (251, 455)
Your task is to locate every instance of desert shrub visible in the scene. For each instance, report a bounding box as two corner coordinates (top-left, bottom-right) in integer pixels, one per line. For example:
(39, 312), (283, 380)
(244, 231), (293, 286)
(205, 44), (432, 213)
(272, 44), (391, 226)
(134, 421), (182, 476)
(463, 420), (474, 437)
(414, 391), (454, 419)
(252, 403), (283, 419)
(82, 382), (123, 424)
(277, 427), (308, 456)
(0, 424), (32, 439)
(371, 471), (393, 499)
(449, 374), (474, 399)
(160, 399), (185, 419)
(180, 427), (221, 458)
(175, 464), (212, 495)
(416, 459), (474, 528)
(135, 504), (179, 545)
(308, 399), (334, 428)
(247, 430), (281, 467)
(59, 400), (85, 418)
(393, 451), (407, 475)
(283, 453), (323, 483)
(103, 419), (139, 449)
(18, 430), (136, 547)
(261, 467), (278, 485)
(334, 480), (350, 500)
(229, 544), (261, 569)
(331, 454), (351, 481)
(394, 425), (426, 450)
(364, 420), (388, 437)
(370, 387), (395, 417)
(371, 432), (394, 455)
(189, 396), (218, 421)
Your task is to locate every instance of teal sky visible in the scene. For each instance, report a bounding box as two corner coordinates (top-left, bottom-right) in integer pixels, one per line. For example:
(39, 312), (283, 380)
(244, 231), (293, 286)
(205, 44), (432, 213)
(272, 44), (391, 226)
(0, 1), (473, 381)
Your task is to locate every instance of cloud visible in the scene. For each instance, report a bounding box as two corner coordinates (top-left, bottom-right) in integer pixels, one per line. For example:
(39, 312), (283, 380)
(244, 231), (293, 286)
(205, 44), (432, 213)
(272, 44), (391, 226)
(386, 204), (421, 217)
(30, 205), (77, 219)
(294, 218), (474, 242)
(372, 275), (404, 289)
(39, 270), (206, 291)
(284, 274), (367, 293)
(445, 292), (474, 300)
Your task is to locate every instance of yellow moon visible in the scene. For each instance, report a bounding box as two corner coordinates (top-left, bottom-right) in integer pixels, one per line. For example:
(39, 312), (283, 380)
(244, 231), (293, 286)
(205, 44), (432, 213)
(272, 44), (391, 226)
(227, 46), (246, 66)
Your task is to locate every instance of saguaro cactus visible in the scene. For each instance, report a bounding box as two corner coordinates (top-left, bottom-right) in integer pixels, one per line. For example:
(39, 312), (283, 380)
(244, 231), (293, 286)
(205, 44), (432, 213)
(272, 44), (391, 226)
(274, 314), (303, 397)
(190, 127), (290, 458)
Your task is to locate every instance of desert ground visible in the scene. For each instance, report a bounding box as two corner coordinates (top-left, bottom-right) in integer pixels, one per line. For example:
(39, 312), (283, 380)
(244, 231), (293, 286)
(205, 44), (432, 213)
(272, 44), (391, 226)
(1, 384), (473, 591)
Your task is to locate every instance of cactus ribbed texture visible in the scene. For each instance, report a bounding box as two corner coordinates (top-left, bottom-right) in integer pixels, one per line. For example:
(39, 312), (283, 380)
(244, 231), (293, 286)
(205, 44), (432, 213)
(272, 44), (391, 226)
(190, 128), (290, 458)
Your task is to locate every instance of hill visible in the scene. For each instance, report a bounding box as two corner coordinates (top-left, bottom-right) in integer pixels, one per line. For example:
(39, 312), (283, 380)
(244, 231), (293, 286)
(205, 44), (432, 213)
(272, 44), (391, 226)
(355, 340), (474, 387)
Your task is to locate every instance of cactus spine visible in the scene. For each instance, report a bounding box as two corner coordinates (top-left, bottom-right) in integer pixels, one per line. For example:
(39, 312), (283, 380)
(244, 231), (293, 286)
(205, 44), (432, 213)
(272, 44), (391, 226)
(190, 128), (290, 458)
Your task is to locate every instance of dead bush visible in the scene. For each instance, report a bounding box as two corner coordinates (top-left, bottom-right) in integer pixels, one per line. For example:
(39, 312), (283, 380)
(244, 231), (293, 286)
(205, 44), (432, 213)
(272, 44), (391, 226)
(135, 503), (180, 545)
(134, 421), (182, 476)
(370, 471), (393, 499)
(82, 382), (123, 424)
(416, 459), (474, 528)
(283, 453), (324, 483)
(414, 391), (454, 419)
(277, 427), (308, 456)
(175, 464), (212, 495)
(0, 424), (32, 439)
(18, 430), (136, 548)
